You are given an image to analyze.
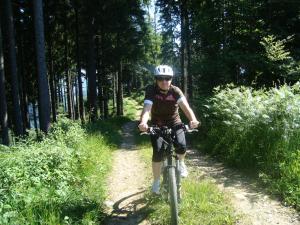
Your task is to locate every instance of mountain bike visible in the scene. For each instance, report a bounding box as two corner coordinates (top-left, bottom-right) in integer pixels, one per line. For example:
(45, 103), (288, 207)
(141, 123), (197, 225)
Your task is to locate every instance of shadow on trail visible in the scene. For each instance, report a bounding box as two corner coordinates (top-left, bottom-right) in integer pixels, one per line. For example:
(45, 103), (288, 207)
(103, 190), (154, 225)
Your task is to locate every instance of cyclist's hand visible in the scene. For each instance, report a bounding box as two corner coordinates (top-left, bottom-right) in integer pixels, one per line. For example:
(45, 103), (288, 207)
(138, 123), (148, 132)
(189, 120), (200, 129)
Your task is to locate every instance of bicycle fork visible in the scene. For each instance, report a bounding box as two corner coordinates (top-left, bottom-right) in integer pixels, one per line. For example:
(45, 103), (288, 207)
(175, 158), (182, 203)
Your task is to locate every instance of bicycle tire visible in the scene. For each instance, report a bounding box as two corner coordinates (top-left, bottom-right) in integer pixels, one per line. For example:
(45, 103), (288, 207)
(176, 160), (182, 203)
(162, 163), (169, 201)
(168, 167), (179, 225)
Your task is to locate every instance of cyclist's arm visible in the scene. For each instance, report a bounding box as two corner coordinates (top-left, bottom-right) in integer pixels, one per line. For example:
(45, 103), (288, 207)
(140, 103), (152, 125)
(140, 85), (154, 130)
(138, 103), (152, 131)
(178, 97), (199, 128)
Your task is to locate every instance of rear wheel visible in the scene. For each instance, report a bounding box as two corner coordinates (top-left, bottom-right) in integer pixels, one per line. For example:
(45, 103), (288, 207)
(169, 167), (179, 225)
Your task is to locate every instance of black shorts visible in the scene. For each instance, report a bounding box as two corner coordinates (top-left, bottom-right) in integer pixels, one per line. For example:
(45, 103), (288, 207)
(150, 128), (187, 162)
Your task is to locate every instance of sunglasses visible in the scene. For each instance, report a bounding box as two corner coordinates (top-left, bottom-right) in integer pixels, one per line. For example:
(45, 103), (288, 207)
(156, 76), (172, 81)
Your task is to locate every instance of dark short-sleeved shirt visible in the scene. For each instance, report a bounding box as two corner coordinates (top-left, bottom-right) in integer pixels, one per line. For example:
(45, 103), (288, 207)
(144, 84), (185, 126)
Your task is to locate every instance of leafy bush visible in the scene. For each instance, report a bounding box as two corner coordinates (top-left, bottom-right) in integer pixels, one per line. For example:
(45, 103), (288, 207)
(0, 118), (113, 224)
(200, 83), (300, 209)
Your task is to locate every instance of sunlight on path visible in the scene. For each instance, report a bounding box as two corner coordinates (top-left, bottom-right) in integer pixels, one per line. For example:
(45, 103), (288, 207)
(104, 121), (150, 225)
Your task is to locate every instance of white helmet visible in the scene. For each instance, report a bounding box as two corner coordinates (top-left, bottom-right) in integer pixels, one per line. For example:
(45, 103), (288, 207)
(154, 65), (174, 77)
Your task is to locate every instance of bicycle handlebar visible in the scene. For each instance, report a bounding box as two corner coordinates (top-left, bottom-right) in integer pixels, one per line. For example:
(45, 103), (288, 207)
(140, 124), (198, 136)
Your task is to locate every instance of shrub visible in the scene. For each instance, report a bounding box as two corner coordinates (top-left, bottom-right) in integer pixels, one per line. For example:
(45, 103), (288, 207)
(200, 83), (300, 209)
(0, 117), (113, 224)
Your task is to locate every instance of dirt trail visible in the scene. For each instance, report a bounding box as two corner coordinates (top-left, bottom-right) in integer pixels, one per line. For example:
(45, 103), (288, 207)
(186, 149), (300, 225)
(103, 117), (299, 225)
(103, 121), (150, 225)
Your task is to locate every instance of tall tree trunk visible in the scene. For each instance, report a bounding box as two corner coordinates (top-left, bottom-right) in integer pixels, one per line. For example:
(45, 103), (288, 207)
(63, 80), (67, 112)
(70, 78), (75, 118)
(74, 78), (79, 120)
(54, 69), (59, 109)
(97, 80), (104, 118)
(75, 5), (85, 123)
(0, 23), (9, 145)
(33, 0), (51, 133)
(86, 9), (97, 121)
(2, 0), (24, 136)
(187, 15), (192, 100)
(96, 36), (104, 118)
(180, 0), (189, 99)
(64, 16), (73, 120)
(58, 78), (62, 104)
(32, 101), (38, 131)
(113, 72), (117, 113)
(18, 31), (30, 130)
(21, 73), (30, 129)
(117, 60), (123, 116)
(17, 34), (27, 132)
(103, 84), (109, 119)
(48, 42), (57, 122)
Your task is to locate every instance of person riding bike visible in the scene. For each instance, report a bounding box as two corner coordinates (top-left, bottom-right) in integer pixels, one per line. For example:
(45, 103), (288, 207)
(138, 65), (200, 194)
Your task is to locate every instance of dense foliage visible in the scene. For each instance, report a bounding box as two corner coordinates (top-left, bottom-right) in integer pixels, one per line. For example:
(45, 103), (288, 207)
(200, 84), (300, 209)
(0, 118), (114, 224)
(156, 0), (300, 93)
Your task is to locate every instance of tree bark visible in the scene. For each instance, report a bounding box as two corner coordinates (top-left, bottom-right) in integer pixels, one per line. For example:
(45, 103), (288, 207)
(86, 8), (97, 121)
(48, 42), (57, 122)
(74, 78), (79, 120)
(64, 16), (74, 120)
(113, 73), (116, 112)
(117, 60), (123, 116)
(32, 101), (38, 131)
(33, 0), (51, 133)
(17, 31), (29, 132)
(103, 84), (109, 119)
(97, 79), (104, 118)
(187, 15), (192, 100)
(2, 0), (24, 136)
(75, 6), (84, 123)
(96, 36), (104, 118)
(180, 0), (189, 99)
(0, 23), (9, 145)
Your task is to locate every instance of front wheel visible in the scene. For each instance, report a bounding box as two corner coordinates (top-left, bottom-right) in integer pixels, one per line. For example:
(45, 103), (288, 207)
(169, 167), (179, 225)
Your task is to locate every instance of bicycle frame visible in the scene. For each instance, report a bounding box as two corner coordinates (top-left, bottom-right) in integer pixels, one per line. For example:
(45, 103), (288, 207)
(160, 131), (182, 203)
(140, 124), (197, 225)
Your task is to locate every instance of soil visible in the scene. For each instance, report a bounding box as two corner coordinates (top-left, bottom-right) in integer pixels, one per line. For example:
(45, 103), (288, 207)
(186, 149), (300, 225)
(103, 121), (150, 225)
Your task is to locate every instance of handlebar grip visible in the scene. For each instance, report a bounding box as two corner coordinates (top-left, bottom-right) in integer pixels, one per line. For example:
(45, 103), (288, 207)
(185, 125), (198, 133)
(140, 127), (154, 135)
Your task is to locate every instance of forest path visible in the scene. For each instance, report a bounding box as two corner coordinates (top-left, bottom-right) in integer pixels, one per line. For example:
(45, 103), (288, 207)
(103, 121), (150, 225)
(186, 149), (300, 225)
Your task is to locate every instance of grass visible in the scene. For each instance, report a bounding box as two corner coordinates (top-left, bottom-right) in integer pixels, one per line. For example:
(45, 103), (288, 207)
(0, 114), (131, 224)
(135, 129), (238, 225)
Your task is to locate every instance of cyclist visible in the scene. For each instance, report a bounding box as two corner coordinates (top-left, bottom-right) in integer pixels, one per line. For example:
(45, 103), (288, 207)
(138, 65), (200, 194)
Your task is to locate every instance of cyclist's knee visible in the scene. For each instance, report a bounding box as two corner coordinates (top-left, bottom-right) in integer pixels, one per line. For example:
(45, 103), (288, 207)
(175, 146), (186, 155)
(152, 154), (163, 162)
